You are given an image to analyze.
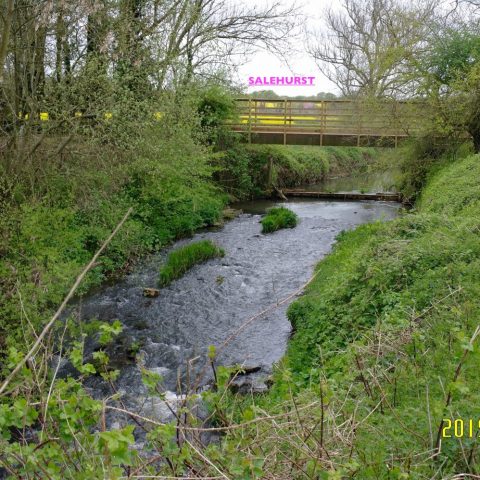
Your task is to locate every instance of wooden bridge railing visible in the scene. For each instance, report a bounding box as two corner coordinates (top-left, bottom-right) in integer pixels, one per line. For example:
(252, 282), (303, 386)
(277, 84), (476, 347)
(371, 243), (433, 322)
(229, 98), (426, 146)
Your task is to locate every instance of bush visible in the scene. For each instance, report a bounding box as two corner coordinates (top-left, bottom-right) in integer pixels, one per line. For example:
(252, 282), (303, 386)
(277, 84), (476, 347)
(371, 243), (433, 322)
(397, 135), (471, 202)
(196, 85), (238, 148)
(158, 240), (225, 286)
(261, 207), (298, 234)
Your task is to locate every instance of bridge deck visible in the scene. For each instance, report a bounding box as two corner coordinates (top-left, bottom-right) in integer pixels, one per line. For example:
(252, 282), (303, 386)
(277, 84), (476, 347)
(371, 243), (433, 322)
(230, 98), (424, 147)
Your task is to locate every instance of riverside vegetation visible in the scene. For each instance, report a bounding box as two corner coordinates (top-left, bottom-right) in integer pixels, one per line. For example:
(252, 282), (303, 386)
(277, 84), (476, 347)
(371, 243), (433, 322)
(158, 240), (225, 287)
(261, 207), (298, 234)
(213, 146), (480, 478)
(216, 144), (379, 199)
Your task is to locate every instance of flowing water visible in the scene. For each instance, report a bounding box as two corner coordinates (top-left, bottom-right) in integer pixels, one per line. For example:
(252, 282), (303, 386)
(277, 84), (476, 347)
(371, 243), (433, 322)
(65, 196), (400, 430)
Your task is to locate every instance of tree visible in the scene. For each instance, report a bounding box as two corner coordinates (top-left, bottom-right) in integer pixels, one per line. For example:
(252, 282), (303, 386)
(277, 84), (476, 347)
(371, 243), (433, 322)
(422, 28), (480, 151)
(309, 0), (436, 98)
(153, 0), (300, 88)
(0, 0), (299, 132)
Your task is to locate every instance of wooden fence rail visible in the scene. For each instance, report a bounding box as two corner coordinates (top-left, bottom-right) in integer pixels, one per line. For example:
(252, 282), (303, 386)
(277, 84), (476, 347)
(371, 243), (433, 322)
(229, 98), (427, 147)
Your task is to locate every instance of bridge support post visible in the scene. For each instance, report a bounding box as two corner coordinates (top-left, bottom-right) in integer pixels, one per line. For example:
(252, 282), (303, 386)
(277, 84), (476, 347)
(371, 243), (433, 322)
(283, 99), (287, 146)
(248, 98), (252, 144)
(321, 101), (326, 146)
(254, 99), (258, 141)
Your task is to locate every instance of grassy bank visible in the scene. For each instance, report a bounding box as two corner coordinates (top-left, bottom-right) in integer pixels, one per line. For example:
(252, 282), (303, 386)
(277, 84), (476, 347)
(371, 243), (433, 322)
(158, 240), (225, 286)
(215, 151), (480, 478)
(0, 122), (227, 351)
(215, 144), (381, 199)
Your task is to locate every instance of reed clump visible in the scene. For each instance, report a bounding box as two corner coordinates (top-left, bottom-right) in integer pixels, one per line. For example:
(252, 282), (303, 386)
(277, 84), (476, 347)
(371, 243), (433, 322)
(261, 207), (298, 234)
(159, 240), (225, 286)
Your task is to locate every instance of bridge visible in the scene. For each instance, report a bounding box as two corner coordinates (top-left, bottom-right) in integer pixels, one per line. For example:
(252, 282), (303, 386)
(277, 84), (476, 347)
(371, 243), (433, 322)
(230, 98), (425, 147)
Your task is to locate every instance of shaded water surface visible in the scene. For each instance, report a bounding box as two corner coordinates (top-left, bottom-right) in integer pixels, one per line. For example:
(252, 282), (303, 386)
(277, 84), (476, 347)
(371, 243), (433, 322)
(299, 168), (399, 194)
(71, 198), (399, 421)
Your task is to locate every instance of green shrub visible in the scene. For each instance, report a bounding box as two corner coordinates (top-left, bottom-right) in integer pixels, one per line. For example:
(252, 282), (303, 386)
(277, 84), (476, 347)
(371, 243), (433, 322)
(196, 85), (239, 148)
(261, 207), (298, 234)
(158, 240), (225, 286)
(397, 136), (472, 202)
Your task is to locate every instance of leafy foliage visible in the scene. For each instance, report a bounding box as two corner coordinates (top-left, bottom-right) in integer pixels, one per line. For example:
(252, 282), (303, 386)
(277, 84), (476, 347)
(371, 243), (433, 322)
(196, 85), (238, 147)
(420, 27), (480, 152)
(428, 29), (480, 86)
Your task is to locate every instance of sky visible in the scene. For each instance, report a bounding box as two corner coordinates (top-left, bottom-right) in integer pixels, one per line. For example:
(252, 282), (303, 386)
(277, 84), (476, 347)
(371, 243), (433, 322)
(234, 0), (343, 96)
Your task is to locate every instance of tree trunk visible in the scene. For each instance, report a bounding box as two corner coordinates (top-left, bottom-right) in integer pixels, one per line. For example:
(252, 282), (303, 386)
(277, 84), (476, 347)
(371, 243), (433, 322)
(86, 0), (109, 73)
(0, 0), (14, 83)
(55, 2), (66, 82)
(468, 105), (480, 153)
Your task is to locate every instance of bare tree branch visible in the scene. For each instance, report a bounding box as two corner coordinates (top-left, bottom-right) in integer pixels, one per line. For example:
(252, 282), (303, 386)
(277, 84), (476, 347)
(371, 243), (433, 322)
(308, 0), (437, 98)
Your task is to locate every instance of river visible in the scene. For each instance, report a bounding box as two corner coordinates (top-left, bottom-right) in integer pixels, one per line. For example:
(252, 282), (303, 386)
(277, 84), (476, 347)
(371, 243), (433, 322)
(65, 196), (399, 429)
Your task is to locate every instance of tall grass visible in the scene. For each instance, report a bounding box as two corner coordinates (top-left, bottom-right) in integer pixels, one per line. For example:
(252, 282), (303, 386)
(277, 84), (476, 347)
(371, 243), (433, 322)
(158, 239), (225, 286)
(261, 207), (298, 233)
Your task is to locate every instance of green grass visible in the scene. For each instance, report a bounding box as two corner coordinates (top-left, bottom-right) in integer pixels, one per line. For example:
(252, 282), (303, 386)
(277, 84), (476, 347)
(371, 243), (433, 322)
(158, 240), (225, 286)
(261, 207), (298, 234)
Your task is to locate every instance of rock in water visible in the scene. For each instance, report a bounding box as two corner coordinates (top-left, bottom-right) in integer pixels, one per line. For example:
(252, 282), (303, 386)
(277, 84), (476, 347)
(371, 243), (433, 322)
(143, 288), (160, 297)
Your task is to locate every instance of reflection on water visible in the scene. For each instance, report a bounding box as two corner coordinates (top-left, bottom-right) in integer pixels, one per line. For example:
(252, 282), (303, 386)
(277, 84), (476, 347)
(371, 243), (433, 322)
(298, 168), (399, 194)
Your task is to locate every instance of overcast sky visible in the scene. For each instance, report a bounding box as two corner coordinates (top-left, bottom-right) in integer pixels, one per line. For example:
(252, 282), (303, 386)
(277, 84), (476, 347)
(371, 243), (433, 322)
(234, 0), (343, 96)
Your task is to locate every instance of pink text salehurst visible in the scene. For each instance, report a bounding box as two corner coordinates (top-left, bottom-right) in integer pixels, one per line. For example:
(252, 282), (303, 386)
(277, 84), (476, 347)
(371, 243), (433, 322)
(248, 76), (316, 86)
